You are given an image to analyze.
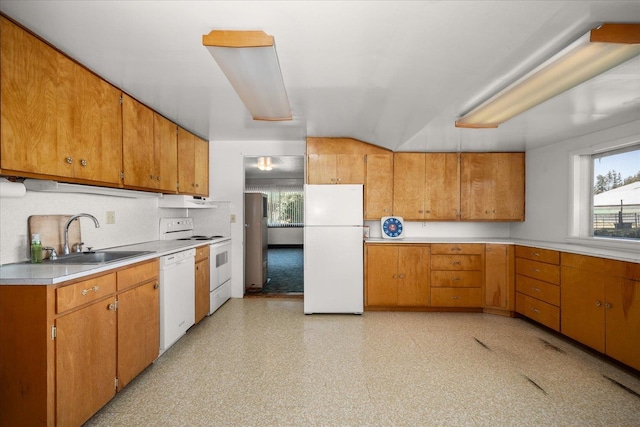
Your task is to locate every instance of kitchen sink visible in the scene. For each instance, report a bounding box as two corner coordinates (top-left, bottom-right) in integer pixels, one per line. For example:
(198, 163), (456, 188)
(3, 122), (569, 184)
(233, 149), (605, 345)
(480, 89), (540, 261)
(42, 250), (153, 265)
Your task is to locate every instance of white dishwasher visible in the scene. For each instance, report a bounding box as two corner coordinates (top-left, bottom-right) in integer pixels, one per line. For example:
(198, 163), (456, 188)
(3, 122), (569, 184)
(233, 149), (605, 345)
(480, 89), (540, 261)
(159, 248), (196, 355)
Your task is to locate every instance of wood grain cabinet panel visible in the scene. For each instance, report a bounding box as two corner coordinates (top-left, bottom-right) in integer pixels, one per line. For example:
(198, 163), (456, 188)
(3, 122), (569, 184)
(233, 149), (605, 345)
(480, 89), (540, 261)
(195, 245), (211, 324)
(484, 244), (515, 314)
(122, 93), (155, 189)
(1, 16), (122, 186)
(392, 153), (426, 219)
(364, 153), (393, 219)
(307, 153), (365, 184)
(178, 127), (209, 196)
(365, 244), (430, 308)
(516, 292), (560, 331)
(460, 153), (525, 221)
(153, 112), (178, 193)
(430, 244), (484, 308)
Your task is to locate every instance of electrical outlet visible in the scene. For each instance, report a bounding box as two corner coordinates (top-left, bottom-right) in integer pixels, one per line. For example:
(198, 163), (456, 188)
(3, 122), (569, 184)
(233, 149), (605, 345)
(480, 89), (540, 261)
(230, 214), (236, 223)
(106, 211), (116, 224)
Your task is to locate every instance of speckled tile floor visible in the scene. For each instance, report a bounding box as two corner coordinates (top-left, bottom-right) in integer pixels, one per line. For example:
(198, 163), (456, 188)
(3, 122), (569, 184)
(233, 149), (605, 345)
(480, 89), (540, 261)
(85, 298), (640, 426)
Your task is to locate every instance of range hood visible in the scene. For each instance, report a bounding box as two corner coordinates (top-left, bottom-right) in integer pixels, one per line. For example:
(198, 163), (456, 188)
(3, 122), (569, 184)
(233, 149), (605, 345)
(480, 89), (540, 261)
(23, 179), (159, 198)
(158, 194), (219, 209)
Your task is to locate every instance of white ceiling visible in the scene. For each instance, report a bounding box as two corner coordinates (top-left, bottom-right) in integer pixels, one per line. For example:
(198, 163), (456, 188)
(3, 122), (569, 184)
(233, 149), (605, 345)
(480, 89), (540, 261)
(2, 1), (640, 155)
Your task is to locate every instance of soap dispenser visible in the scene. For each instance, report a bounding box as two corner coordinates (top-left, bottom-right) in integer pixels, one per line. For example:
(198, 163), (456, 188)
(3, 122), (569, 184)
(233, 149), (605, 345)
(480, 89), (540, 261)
(31, 233), (42, 263)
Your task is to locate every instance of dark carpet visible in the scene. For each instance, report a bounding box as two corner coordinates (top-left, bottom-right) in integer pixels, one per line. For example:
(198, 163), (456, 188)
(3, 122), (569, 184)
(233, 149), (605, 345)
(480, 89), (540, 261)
(261, 247), (303, 294)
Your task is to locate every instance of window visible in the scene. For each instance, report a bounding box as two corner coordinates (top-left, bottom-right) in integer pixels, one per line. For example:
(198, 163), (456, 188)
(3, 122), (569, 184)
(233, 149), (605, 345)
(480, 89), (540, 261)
(245, 185), (304, 227)
(591, 145), (640, 240)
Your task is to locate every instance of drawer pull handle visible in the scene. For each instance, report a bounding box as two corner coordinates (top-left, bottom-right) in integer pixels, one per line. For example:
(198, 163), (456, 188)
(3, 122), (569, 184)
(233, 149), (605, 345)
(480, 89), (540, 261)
(595, 300), (602, 307)
(531, 307), (541, 314)
(532, 268), (540, 273)
(452, 278), (461, 281)
(450, 296), (462, 300)
(531, 252), (540, 257)
(451, 261), (461, 265)
(531, 287), (541, 293)
(452, 248), (461, 252)
(81, 286), (99, 296)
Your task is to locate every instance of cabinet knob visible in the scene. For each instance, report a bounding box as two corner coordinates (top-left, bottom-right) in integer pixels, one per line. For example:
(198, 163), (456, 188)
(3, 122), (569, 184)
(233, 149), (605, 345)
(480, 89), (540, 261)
(65, 157), (73, 164)
(392, 274), (398, 279)
(531, 252), (540, 257)
(425, 210), (431, 214)
(595, 300), (602, 307)
(157, 176), (161, 181)
(531, 287), (541, 293)
(451, 261), (461, 265)
(150, 175), (155, 180)
(108, 303), (116, 311)
(80, 159), (87, 167)
(531, 307), (541, 314)
(399, 274), (404, 279)
(452, 277), (461, 281)
(154, 282), (159, 289)
(605, 303), (612, 309)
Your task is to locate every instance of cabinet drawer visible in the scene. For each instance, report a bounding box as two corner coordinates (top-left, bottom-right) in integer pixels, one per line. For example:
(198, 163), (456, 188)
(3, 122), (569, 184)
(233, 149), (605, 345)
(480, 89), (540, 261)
(515, 274), (560, 306)
(57, 273), (116, 313)
(515, 258), (559, 285)
(431, 288), (482, 307)
(515, 246), (559, 264)
(431, 271), (482, 288)
(431, 255), (482, 271)
(195, 244), (210, 263)
(516, 292), (560, 331)
(117, 259), (159, 291)
(561, 252), (626, 276)
(431, 243), (484, 255)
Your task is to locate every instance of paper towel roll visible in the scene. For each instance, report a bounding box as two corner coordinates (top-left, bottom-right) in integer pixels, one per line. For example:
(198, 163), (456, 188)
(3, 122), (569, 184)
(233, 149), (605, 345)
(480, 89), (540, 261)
(0, 178), (27, 198)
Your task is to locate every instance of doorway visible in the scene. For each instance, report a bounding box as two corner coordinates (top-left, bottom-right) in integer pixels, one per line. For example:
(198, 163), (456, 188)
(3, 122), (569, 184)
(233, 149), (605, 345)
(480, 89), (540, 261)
(243, 155), (305, 297)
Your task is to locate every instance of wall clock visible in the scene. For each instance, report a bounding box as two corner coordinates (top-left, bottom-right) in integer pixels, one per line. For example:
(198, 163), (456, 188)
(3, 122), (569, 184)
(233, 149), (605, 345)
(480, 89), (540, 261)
(380, 216), (404, 239)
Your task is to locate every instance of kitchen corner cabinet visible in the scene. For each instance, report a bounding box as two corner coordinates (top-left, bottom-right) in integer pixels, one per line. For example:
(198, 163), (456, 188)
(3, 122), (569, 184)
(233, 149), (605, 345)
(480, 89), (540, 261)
(393, 153), (460, 221)
(0, 259), (160, 427)
(484, 244), (515, 315)
(178, 127), (210, 197)
(195, 244), (211, 324)
(561, 253), (640, 371)
(123, 95), (179, 192)
(364, 153), (394, 219)
(365, 244), (430, 308)
(460, 153), (525, 221)
(430, 244), (484, 307)
(307, 153), (365, 184)
(1, 16), (122, 186)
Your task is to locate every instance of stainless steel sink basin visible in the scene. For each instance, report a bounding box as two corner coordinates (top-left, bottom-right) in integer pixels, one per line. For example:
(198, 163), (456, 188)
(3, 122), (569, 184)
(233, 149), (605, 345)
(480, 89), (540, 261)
(43, 251), (153, 265)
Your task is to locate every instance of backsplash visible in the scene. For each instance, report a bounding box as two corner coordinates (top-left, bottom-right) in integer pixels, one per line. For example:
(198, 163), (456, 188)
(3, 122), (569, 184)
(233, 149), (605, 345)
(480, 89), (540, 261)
(0, 191), (160, 265)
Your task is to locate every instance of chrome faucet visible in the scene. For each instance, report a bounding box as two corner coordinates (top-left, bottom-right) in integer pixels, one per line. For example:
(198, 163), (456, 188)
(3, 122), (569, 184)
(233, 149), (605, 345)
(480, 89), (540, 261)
(63, 213), (100, 255)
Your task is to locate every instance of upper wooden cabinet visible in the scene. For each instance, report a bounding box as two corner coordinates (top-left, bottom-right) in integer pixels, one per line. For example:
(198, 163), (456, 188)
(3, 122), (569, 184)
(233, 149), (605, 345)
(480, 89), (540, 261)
(460, 153), (525, 221)
(178, 127), (209, 197)
(308, 153), (365, 184)
(393, 153), (460, 221)
(1, 16), (122, 186)
(364, 153), (393, 219)
(122, 95), (179, 193)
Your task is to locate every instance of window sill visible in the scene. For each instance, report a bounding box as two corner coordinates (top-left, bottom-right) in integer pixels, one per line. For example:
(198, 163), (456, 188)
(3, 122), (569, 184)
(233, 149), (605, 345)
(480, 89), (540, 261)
(566, 236), (639, 253)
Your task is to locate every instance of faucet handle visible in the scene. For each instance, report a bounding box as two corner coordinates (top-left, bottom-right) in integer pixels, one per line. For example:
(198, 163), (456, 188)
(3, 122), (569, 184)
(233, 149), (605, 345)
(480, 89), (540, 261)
(43, 247), (58, 260)
(74, 242), (85, 253)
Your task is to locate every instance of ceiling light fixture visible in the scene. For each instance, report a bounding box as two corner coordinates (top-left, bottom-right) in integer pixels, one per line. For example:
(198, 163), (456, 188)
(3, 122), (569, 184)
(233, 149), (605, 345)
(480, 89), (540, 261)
(455, 23), (640, 129)
(257, 157), (273, 171)
(203, 30), (292, 121)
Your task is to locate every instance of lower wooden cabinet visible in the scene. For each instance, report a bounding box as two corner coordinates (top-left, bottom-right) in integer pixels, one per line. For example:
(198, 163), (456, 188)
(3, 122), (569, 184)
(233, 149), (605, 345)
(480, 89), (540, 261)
(484, 244), (515, 315)
(0, 259), (160, 427)
(430, 244), (483, 308)
(195, 245), (211, 323)
(561, 253), (640, 371)
(365, 244), (430, 308)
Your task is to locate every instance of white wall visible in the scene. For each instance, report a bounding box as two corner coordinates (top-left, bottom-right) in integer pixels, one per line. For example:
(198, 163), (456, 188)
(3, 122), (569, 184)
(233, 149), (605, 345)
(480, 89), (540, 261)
(209, 139), (307, 298)
(510, 119), (640, 243)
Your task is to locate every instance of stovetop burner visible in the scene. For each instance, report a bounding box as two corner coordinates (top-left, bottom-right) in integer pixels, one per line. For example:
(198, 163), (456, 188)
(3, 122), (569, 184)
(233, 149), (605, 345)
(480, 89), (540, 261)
(177, 235), (224, 241)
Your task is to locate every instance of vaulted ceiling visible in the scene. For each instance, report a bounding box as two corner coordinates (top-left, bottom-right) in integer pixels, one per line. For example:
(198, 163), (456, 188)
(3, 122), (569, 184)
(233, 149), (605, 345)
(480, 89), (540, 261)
(2, 1), (639, 154)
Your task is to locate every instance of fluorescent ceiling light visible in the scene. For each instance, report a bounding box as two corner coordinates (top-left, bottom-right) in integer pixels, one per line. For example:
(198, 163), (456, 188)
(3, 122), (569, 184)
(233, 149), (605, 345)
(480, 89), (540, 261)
(203, 30), (292, 121)
(456, 23), (640, 129)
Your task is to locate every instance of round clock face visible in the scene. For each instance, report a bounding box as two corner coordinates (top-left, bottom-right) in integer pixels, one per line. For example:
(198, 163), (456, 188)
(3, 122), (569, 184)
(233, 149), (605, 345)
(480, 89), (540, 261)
(382, 217), (404, 238)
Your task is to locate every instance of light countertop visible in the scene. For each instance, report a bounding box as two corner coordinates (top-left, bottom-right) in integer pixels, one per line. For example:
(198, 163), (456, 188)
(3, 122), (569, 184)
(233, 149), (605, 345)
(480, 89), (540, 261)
(0, 237), (230, 285)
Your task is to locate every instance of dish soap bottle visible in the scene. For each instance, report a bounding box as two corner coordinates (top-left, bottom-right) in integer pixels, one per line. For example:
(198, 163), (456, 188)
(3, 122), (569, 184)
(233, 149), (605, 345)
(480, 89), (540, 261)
(31, 234), (42, 263)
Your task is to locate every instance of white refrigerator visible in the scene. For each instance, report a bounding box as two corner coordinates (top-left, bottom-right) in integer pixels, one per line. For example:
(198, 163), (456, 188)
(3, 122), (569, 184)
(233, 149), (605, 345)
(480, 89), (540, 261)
(304, 184), (364, 314)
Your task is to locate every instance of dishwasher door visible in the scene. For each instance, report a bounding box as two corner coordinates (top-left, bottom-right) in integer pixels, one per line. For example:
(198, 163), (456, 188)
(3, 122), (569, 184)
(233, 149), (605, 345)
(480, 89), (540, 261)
(159, 248), (195, 354)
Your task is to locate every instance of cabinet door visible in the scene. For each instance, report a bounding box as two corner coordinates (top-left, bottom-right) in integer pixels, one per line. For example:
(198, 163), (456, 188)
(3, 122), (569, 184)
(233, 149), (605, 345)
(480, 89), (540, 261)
(366, 245), (398, 306)
(177, 126), (196, 193)
(393, 153), (425, 220)
(122, 94), (155, 189)
(195, 258), (210, 324)
(56, 298), (116, 427)
(490, 153), (525, 221)
(364, 154), (393, 219)
(153, 112), (178, 193)
(561, 266), (606, 352)
(194, 136), (210, 196)
(307, 154), (336, 184)
(72, 64), (122, 185)
(424, 153), (460, 220)
(485, 244), (513, 310)
(117, 280), (159, 391)
(605, 278), (640, 370)
(336, 154), (365, 184)
(460, 153), (493, 220)
(1, 17), (74, 178)
(397, 246), (430, 306)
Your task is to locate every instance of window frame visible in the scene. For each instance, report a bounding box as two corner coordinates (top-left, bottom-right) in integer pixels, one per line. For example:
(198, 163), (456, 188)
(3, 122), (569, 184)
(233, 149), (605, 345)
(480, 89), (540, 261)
(568, 136), (640, 251)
